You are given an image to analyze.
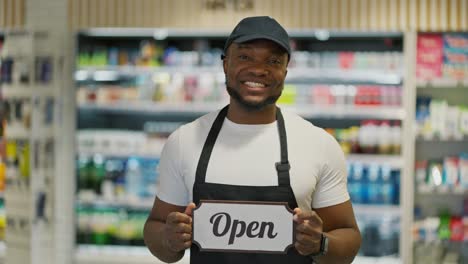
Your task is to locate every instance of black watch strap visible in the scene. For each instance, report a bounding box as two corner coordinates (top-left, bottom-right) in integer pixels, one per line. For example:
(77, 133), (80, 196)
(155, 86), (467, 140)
(309, 233), (328, 257)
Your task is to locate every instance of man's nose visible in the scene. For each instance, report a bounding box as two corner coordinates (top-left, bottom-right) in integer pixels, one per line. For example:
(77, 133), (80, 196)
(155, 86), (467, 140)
(247, 62), (269, 76)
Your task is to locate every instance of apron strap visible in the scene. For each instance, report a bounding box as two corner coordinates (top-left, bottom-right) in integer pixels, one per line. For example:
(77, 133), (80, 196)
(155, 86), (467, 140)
(194, 105), (291, 187)
(195, 105), (229, 184)
(275, 108), (291, 187)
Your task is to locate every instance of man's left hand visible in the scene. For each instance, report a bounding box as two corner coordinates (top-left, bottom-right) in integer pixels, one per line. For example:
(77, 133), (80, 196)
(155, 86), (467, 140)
(293, 208), (323, 256)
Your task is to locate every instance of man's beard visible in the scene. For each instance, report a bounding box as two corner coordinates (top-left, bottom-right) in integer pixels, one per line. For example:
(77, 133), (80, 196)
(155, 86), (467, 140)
(226, 81), (282, 112)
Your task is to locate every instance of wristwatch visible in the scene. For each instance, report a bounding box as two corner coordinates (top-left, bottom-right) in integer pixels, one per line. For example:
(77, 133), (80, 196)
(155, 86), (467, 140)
(309, 233), (329, 257)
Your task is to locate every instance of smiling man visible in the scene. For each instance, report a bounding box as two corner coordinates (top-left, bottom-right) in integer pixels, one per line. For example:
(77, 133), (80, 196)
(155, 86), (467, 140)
(144, 16), (361, 264)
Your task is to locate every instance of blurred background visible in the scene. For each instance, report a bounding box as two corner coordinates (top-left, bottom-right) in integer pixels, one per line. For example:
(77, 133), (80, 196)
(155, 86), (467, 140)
(0, 0), (467, 263)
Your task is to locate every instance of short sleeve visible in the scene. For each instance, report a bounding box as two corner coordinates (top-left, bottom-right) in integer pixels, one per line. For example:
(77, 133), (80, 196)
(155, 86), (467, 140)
(312, 133), (350, 209)
(155, 128), (190, 206)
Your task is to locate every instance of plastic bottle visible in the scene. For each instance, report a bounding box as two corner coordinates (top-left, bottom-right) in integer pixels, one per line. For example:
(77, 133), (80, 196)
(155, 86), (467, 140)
(349, 163), (366, 204)
(380, 165), (395, 205)
(367, 164), (381, 204)
(359, 120), (378, 154)
(91, 154), (105, 195)
(390, 121), (402, 154)
(125, 157), (142, 201)
(0, 157), (5, 191)
(378, 121), (392, 154)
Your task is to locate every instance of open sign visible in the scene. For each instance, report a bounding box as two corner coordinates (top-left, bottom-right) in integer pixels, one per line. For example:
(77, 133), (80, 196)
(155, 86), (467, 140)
(192, 200), (294, 254)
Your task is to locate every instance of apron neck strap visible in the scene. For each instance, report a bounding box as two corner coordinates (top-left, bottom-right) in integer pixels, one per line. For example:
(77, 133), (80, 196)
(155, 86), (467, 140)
(195, 105), (291, 187)
(275, 108), (291, 186)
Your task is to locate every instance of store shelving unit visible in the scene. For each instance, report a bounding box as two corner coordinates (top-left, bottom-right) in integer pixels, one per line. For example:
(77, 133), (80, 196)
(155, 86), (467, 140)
(75, 246), (399, 264)
(73, 28), (408, 264)
(0, 30), (73, 264)
(411, 32), (468, 263)
(0, 30), (5, 263)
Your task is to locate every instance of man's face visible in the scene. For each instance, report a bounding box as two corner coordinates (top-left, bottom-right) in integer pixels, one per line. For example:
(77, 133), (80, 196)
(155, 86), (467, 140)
(223, 39), (288, 111)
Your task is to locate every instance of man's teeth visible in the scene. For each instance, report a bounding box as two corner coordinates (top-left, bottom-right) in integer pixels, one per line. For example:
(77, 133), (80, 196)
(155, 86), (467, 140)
(244, 81), (265, 88)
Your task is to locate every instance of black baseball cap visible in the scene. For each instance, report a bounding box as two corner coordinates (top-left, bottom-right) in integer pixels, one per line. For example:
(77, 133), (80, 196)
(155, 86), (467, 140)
(222, 16), (291, 59)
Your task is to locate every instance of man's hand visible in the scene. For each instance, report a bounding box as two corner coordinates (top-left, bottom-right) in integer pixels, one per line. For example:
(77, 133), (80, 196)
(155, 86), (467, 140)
(293, 208), (324, 256)
(163, 203), (196, 253)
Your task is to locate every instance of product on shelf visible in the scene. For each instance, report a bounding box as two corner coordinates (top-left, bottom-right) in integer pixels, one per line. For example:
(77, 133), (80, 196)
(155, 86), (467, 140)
(416, 96), (468, 139)
(4, 140), (30, 181)
(76, 204), (147, 246)
(356, 213), (400, 257)
(290, 51), (403, 71)
(77, 130), (164, 202)
(413, 208), (468, 264)
(0, 56), (54, 85)
(76, 70), (228, 105)
(442, 34), (468, 80)
(326, 120), (401, 155)
(347, 162), (400, 205)
(415, 153), (468, 194)
(417, 33), (468, 81)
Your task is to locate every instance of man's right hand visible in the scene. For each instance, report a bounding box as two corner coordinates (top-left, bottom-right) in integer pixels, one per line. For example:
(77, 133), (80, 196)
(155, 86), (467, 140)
(164, 203), (197, 252)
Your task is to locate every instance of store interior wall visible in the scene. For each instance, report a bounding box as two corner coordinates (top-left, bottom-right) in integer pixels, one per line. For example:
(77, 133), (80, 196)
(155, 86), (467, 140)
(2, 0), (468, 32)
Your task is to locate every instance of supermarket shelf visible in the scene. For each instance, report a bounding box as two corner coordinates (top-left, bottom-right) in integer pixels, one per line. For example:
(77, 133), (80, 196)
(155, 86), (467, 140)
(353, 204), (401, 217)
(416, 78), (468, 88)
(353, 255), (400, 264)
(284, 105), (405, 120)
(79, 102), (226, 116)
(417, 185), (468, 195)
(79, 102), (405, 120)
(346, 154), (404, 169)
(76, 66), (402, 85)
(5, 125), (54, 140)
(0, 241), (5, 261)
(77, 198), (154, 210)
(75, 66), (222, 80)
(286, 68), (402, 85)
(1, 84), (56, 99)
(75, 245), (190, 264)
(4, 125), (30, 139)
(74, 245), (399, 264)
(78, 27), (403, 39)
(416, 134), (468, 142)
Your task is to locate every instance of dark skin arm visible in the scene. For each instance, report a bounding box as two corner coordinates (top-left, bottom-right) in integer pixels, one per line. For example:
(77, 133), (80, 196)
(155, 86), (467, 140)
(143, 197), (196, 263)
(294, 200), (361, 263)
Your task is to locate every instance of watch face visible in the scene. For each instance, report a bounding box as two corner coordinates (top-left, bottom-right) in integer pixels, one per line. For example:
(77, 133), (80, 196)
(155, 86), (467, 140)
(322, 235), (329, 254)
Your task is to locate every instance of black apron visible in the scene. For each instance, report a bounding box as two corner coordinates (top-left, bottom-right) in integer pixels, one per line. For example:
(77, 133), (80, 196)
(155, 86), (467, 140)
(191, 105), (312, 264)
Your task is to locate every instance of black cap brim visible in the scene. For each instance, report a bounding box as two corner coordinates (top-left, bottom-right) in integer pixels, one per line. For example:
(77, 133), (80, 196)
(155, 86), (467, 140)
(232, 34), (290, 56)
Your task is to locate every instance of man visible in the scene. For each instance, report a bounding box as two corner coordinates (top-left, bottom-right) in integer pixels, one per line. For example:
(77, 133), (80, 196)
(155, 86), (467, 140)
(144, 16), (361, 263)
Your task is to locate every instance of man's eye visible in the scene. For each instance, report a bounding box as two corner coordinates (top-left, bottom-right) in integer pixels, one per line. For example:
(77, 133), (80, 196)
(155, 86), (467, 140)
(238, 55), (249, 61)
(269, 59), (282, 65)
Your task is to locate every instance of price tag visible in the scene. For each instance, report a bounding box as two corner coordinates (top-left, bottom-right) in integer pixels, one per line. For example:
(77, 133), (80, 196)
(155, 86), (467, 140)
(192, 200), (294, 254)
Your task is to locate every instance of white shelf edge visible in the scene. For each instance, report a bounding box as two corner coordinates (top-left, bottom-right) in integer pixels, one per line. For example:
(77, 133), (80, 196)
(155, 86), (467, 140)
(78, 101), (226, 114)
(353, 255), (401, 264)
(416, 78), (468, 88)
(77, 27), (403, 38)
(79, 102), (405, 120)
(353, 204), (401, 216)
(76, 66), (403, 84)
(284, 105), (405, 120)
(415, 134), (468, 142)
(1, 84), (56, 99)
(75, 246), (189, 264)
(417, 185), (468, 195)
(346, 154), (404, 169)
(76, 198), (154, 210)
(74, 245), (399, 264)
(5, 125), (54, 140)
(5, 125), (30, 140)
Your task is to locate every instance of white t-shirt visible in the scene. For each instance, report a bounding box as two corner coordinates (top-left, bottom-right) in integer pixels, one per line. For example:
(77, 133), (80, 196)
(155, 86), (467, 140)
(156, 108), (350, 211)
